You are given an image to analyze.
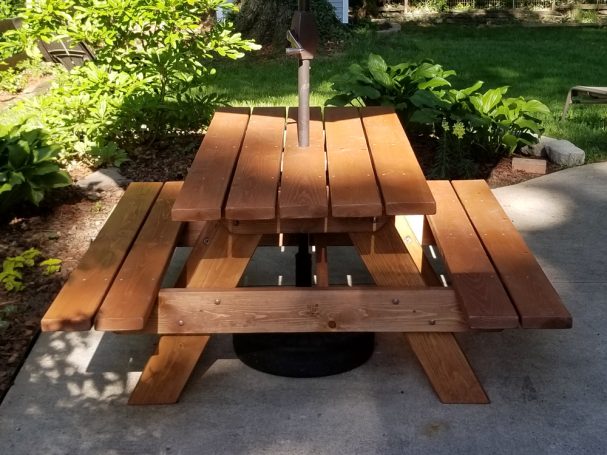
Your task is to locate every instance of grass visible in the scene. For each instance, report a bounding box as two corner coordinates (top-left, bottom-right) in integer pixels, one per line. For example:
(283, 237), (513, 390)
(210, 24), (607, 162)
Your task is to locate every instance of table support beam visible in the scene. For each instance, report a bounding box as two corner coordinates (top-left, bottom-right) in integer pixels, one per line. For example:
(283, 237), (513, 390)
(350, 221), (489, 404)
(130, 223), (261, 405)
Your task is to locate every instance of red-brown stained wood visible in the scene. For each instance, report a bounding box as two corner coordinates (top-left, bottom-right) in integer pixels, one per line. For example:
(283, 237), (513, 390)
(278, 107), (328, 219)
(426, 181), (520, 330)
(324, 107), (383, 217)
(406, 332), (489, 404)
(361, 106), (436, 215)
(224, 107), (286, 220)
(172, 108), (250, 221)
(132, 226), (260, 405)
(41, 182), (163, 331)
(350, 223), (488, 404)
(128, 334), (210, 405)
(452, 180), (572, 329)
(95, 182), (184, 331)
(147, 287), (466, 333)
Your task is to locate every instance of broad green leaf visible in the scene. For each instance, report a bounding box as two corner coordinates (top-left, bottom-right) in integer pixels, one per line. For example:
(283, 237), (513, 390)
(460, 80), (484, 96)
(8, 143), (29, 169)
(480, 88), (505, 114)
(502, 133), (519, 153)
(353, 84), (382, 100)
(418, 77), (451, 90)
(514, 117), (542, 131)
(30, 162), (61, 176)
(367, 54), (392, 88)
(524, 99), (550, 115)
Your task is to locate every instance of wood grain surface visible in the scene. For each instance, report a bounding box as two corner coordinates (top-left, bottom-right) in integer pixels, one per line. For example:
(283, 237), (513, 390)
(426, 181), (520, 330)
(146, 287), (465, 334)
(95, 182), (184, 331)
(224, 107), (286, 220)
(324, 107), (383, 217)
(172, 108), (250, 221)
(361, 106), (436, 215)
(452, 180), (572, 329)
(41, 182), (162, 331)
(350, 222), (488, 404)
(279, 107), (328, 218)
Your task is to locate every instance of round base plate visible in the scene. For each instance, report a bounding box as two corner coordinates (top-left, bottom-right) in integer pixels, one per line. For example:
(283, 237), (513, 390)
(233, 333), (375, 378)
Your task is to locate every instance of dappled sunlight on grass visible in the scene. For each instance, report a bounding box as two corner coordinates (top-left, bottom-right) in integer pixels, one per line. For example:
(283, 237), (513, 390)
(211, 25), (606, 161)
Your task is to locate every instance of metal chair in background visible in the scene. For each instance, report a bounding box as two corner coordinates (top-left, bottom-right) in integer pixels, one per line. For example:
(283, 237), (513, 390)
(561, 86), (607, 120)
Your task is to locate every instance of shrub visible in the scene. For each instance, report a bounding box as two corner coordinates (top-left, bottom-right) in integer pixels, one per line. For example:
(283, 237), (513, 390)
(0, 247), (62, 292)
(0, 0), (24, 20)
(326, 54), (456, 122)
(1, 0), (259, 164)
(0, 59), (59, 94)
(327, 54), (550, 178)
(0, 117), (71, 213)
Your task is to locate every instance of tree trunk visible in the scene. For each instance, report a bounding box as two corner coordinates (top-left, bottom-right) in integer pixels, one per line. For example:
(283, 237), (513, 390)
(234, 0), (346, 50)
(235, 0), (296, 49)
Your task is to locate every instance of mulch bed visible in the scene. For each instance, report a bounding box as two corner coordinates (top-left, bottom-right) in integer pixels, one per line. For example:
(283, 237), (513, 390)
(0, 131), (559, 404)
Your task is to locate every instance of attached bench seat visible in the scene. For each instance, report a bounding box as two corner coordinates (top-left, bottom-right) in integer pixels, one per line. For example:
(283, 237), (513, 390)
(41, 180), (571, 334)
(41, 182), (185, 332)
(427, 180), (572, 330)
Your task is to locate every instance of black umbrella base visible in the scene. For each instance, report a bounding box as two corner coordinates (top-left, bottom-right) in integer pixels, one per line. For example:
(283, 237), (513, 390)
(233, 333), (375, 378)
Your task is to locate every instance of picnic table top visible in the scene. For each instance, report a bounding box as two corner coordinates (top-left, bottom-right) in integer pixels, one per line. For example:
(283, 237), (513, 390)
(172, 106), (436, 222)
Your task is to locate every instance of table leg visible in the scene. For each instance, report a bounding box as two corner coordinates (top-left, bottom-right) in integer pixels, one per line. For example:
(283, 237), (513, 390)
(129, 222), (261, 404)
(350, 221), (488, 404)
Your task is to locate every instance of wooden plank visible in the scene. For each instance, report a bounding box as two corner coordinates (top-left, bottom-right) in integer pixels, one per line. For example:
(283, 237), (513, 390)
(172, 108), (250, 221)
(223, 216), (389, 235)
(41, 182), (162, 331)
(313, 235), (330, 287)
(350, 222), (428, 288)
(279, 107), (328, 219)
(350, 222), (488, 404)
(361, 106), (436, 215)
(145, 287), (466, 334)
(324, 107), (383, 217)
(452, 180), (572, 329)
(394, 216), (441, 286)
(95, 182), (184, 331)
(426, 181), (520, 330)
(128, 335), (210, 405)
(406, 332), (489, 404)
(131, 226), (261, 405)
(224, 107), (286, 220)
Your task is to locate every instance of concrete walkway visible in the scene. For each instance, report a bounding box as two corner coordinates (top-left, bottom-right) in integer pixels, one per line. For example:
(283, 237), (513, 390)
(1, 163), (606, 455)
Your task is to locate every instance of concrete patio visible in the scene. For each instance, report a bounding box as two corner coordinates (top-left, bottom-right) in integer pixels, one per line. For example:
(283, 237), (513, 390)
(1, 163), (606, 455)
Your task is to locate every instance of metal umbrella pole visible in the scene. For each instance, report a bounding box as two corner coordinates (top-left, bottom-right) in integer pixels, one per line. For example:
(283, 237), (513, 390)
(286, 0), (318, 148)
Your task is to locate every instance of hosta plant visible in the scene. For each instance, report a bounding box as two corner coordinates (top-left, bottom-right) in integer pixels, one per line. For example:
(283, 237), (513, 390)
(0, 117), (71, 213)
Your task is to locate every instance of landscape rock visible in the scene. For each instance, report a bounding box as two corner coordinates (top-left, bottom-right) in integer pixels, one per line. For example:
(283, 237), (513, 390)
(545, 140), (586, 167)
(75, 167), (132, 192)
(520, 135), (557, 158)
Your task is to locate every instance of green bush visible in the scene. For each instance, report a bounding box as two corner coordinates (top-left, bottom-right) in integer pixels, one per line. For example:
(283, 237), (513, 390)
(0, 247), (62, 292)
(0, 117), (71, 213)
(0, 0), (24, 20)
(1, 0), (259, 164)
(0, 59), (59, 94)
(327, 54), (549, 178)
(326, 54), (456, 122)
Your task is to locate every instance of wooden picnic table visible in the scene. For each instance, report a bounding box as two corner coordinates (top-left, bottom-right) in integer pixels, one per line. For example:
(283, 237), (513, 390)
(41, 106), (572, 405)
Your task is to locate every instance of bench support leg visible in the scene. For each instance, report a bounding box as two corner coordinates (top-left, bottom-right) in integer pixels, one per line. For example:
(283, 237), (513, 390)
(350, 221), (488, 404)
(406, 333), (488, 404)
(130, 222), (261, 404)
(128, 335), (210, 405)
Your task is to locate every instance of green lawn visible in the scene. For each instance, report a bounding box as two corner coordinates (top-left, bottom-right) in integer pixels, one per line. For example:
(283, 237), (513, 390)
(210, 24), (607, 162)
